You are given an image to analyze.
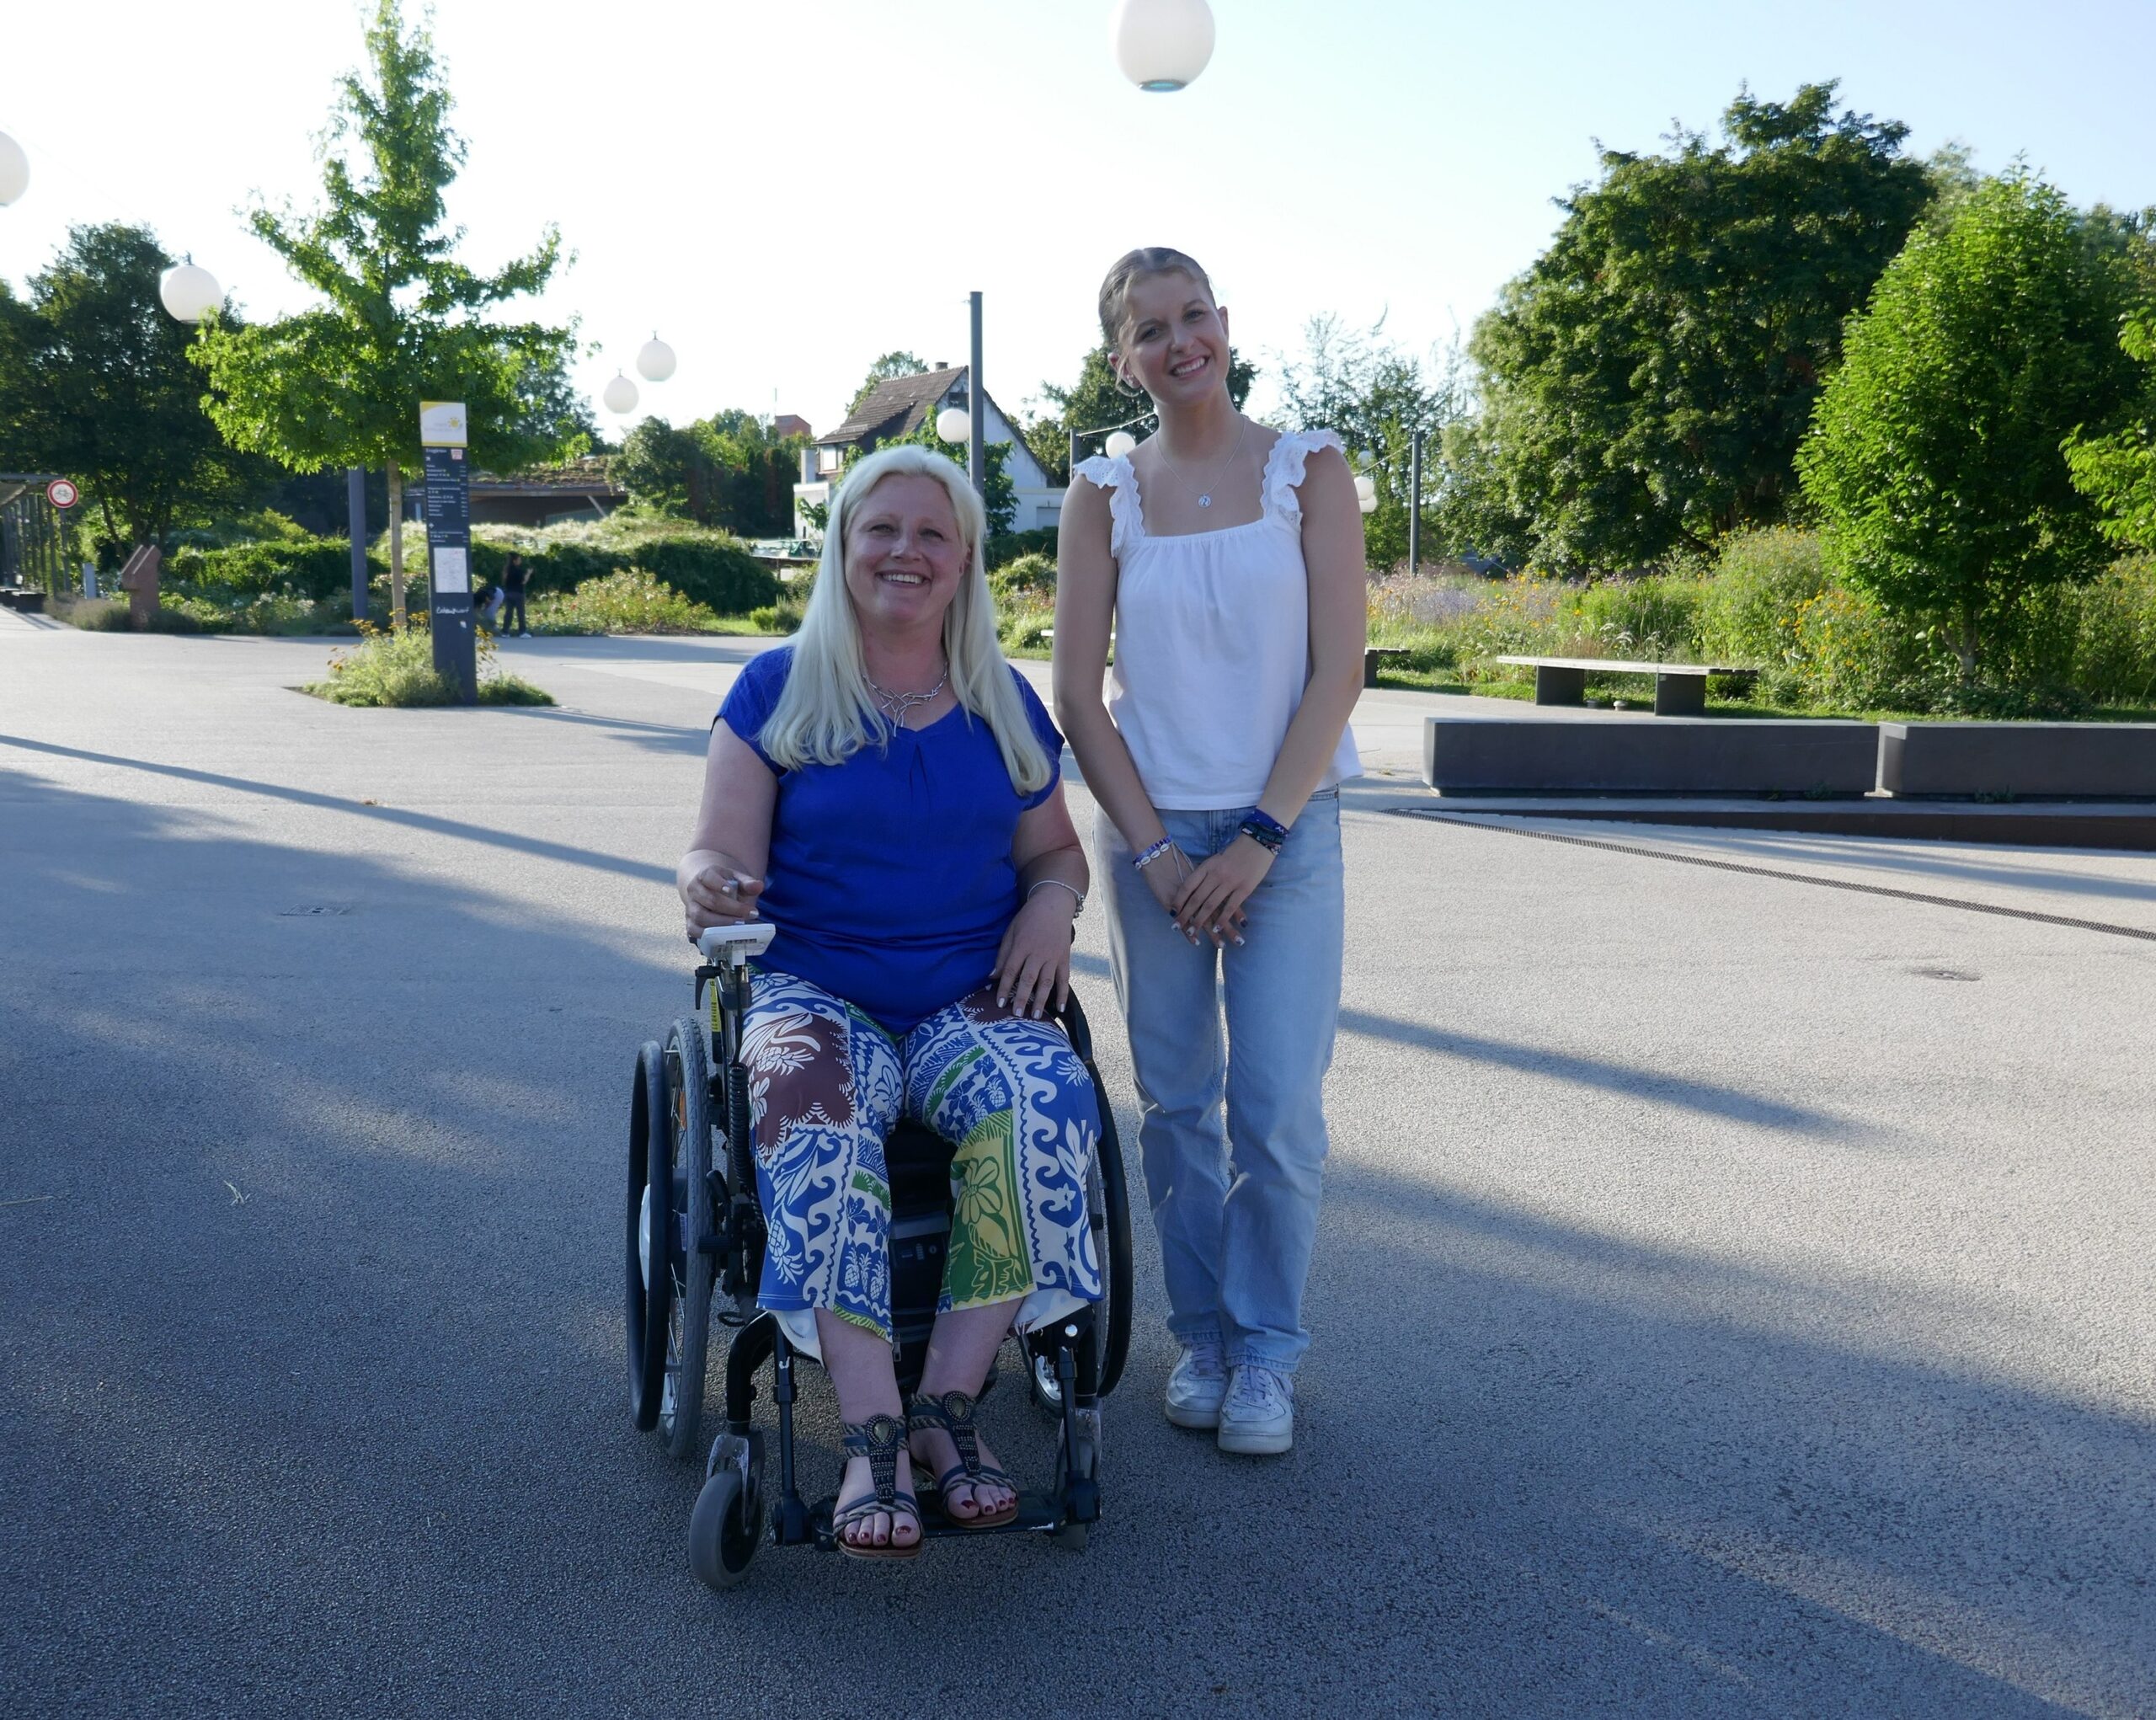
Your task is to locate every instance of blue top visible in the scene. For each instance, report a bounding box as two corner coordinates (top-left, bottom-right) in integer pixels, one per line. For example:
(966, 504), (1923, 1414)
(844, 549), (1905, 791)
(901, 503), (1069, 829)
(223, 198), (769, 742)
(717, 646), (1065, 1034)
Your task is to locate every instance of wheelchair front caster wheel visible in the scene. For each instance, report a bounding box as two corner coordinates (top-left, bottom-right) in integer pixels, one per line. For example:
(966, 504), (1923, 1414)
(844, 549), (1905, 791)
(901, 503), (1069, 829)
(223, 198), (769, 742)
(1049, 1431), (1097, 1551)
(688, 1469), (760, 1589)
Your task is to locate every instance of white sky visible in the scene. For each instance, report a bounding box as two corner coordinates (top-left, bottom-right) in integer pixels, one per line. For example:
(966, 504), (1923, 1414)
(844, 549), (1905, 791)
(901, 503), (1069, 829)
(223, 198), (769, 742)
(3, 1), (2152, 438)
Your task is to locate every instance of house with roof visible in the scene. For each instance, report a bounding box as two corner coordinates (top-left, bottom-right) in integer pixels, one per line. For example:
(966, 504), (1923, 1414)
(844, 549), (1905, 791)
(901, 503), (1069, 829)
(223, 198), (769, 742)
(794, 365), (1062, 539)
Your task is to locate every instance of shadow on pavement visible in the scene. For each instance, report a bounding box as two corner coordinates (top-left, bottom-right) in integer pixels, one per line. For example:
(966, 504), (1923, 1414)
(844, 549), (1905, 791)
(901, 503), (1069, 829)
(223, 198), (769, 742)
(0, 772), (2143, 1717)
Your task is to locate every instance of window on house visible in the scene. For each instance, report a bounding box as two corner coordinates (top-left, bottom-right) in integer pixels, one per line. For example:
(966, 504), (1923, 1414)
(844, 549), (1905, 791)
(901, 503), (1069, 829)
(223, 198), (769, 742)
(817, 446), (841, 473)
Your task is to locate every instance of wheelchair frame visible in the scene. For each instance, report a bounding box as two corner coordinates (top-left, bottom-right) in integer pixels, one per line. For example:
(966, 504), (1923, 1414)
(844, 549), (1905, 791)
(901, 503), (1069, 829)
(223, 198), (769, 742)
(626, 921), (1134, 1589)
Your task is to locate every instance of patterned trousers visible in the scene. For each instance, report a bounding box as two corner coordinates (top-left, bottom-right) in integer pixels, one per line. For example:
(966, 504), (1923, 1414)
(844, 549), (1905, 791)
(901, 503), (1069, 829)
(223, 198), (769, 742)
(740, 970), (1102, 1353)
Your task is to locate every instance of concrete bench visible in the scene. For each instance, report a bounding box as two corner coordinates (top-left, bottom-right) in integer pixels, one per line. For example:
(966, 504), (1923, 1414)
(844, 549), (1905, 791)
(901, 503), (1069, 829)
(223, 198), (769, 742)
(1423, 716), (1879, 797)
(1494, 655), (1757, 717)
(1364, 646), (1410, 687)
(1881, 722), (2156, 799)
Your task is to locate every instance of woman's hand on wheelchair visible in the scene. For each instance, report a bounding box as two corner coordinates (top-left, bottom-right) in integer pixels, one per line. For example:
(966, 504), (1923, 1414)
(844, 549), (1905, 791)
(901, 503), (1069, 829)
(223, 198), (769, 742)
(681, 861), (766, 939)
(994, 891), (1075, 1019)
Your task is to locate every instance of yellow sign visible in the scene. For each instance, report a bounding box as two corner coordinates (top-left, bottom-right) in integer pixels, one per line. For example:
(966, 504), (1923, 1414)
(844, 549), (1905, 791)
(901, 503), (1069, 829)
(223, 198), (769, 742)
(419, 400), (468, 448)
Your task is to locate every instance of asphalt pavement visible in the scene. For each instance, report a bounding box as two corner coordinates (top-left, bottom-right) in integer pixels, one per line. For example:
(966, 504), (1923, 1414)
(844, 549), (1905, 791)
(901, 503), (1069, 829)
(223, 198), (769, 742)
(3, 622), (2152, 1718)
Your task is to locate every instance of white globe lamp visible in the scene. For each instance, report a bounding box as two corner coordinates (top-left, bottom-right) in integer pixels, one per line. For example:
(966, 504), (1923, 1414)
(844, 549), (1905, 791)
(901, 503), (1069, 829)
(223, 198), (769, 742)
(1104, 430), (1139, 459)
(935, 405), (972, 444)
(158, 260), (224, 323)
(1111, 0), (1215, 93)
(1354, 473), (1379, 515)
(635, 335), (676, 382)
(0, 132), (28, 206)
(602, 371), (639, 414)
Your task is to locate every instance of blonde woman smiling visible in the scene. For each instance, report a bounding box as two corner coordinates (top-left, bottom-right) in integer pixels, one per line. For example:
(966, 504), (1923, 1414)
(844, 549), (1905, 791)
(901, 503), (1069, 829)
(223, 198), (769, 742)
(1054, 248), (1364, 1457)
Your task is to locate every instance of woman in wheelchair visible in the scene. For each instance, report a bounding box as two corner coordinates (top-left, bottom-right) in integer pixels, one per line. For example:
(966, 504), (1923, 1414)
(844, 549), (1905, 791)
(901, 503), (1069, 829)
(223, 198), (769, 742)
(675, 444), (1102, 1560)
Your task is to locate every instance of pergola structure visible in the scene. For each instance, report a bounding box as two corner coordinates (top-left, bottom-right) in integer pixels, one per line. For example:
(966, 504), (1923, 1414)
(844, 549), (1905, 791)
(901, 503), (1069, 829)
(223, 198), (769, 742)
(0, 474), (72, 597)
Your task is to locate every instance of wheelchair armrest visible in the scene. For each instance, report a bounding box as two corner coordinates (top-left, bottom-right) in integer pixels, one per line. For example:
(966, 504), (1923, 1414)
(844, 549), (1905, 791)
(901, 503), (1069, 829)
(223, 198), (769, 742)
(1054, 990), (1095, 1060)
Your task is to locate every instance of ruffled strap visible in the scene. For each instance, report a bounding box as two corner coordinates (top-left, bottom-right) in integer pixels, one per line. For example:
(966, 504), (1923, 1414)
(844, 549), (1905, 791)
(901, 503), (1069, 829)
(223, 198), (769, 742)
(1262, 428), (1348, 525)
(1073, 451), (1143, 560)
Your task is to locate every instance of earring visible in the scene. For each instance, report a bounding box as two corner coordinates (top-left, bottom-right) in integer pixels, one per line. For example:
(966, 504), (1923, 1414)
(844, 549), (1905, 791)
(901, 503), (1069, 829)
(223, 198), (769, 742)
(1113, 368), (1145, 402)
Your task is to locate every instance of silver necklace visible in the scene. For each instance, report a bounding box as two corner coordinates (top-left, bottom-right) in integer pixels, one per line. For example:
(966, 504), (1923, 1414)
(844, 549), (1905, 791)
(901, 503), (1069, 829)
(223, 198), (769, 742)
(1155, 414), (1248, 510)
(865, 664), (948, 726)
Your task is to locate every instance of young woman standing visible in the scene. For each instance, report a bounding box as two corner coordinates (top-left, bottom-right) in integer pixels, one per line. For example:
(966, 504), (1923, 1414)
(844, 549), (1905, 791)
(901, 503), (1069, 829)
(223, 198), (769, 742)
(1054, 248), (1365, 1456)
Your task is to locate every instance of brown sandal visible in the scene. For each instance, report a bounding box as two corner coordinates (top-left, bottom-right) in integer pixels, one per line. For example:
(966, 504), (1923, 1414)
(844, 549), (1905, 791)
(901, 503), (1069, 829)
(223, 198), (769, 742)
(832, 1414), (921, 1560)
(907, 1391), (1019, 1530)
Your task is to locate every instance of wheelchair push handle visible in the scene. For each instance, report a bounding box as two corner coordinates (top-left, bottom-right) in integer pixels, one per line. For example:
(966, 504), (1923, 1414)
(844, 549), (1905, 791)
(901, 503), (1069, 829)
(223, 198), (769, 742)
(697, 922), (777, 965)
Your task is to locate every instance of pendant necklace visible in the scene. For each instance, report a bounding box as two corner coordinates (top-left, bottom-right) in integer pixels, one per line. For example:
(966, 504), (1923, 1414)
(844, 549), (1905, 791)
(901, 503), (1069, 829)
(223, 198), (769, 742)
(1155, 414), (1248, 510)
(866, 663), (948, 726)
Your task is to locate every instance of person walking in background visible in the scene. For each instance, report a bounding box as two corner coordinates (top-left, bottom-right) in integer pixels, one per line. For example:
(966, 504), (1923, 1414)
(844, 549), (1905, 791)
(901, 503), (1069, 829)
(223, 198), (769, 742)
(499, 553), (530, 636)
(1053, 247), (1365, 1457)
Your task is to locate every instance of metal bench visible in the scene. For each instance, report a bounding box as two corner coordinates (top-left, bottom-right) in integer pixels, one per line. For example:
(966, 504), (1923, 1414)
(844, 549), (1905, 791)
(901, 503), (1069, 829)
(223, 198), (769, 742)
(1495, 655), (1756, 717)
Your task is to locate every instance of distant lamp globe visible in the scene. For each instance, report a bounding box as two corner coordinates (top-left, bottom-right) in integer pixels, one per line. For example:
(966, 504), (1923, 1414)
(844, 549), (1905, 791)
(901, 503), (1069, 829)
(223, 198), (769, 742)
(935, 405), (972, 444)
(158, 260), (223, 323)
(1111, 0), (1215, 92)
(635, 336), (676, 382)
(1103, 430), (1138, 459)
(0, 132), (27, 206)
(1353, 473), (1379, 515)
(602, 371), (639, 414)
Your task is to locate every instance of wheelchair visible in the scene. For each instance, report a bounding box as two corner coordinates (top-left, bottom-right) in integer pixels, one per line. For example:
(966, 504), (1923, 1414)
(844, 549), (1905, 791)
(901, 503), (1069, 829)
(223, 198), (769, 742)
(625, 921), (1134, 1589)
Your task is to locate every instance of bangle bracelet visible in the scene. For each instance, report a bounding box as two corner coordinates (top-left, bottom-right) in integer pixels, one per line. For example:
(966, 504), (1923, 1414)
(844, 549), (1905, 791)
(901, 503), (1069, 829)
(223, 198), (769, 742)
(1133, 837), (1174, 871)
(1027, 879), (1086, 915)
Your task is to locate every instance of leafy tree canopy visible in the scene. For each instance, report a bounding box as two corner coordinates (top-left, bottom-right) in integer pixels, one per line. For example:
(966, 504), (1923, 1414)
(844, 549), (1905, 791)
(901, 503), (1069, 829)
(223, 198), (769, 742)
(194, 2), (583, 488)
(1277, 315), (1464, 569)
(849, 350), (927, 415)
(1025, 343), (1255, 484)
(0, 223), (257, 548)
(2067, 308), (2156, 553)
(876, 419), (1017, 538)
(616, 411), (808, 537)
(1798, 173), (2151, 673)
(1465, 81), (1936, 570)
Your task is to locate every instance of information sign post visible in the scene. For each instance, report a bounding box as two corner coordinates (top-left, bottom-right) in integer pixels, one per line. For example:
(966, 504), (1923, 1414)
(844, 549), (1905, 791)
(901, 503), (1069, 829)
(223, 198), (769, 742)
(419, 401), (477, 704)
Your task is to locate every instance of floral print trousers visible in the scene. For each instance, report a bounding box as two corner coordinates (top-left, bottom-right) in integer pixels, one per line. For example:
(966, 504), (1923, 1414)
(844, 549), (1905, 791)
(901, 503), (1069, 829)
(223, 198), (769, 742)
(741, 970), (1103, 1354)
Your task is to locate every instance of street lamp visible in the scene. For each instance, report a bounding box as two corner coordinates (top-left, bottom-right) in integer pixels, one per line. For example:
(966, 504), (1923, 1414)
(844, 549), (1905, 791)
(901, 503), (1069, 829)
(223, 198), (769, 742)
(1353, 473), (1379, 515)
(0, 132), (27, 206)
(935, 405), (970, 444)
(1112, 0), (1215, 91)
(1067, 409), (1154, 473)
(636, 335), (676, 382)
(158, 258), (223, 322)
(602, 371), (639, 414)
(1104, 430), (1138, 459)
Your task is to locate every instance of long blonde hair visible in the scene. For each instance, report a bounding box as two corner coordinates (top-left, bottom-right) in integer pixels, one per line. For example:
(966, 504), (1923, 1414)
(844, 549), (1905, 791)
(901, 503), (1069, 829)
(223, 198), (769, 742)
(759, 444), (1051, 795)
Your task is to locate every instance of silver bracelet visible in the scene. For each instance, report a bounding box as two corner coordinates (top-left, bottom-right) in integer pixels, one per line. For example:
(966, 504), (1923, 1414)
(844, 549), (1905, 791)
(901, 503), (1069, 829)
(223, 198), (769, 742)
(1027, 878), (1086, 915)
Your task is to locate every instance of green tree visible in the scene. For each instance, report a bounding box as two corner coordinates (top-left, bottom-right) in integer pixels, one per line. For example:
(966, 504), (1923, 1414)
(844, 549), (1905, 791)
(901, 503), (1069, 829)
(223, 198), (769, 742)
(2066, 308), (2156, 551)
(1025, 343), (1257, 484)
(0, 224), (254, 552)
(849, 350), (927, 415)
(1277, 315), (1464, 569)
(878, 419), (1017, 537)
(194, 0), (583, 625)
(617, 411), (808, 536)
(1465, 82), (1935, 570)
(1799, 174), (2149, 676)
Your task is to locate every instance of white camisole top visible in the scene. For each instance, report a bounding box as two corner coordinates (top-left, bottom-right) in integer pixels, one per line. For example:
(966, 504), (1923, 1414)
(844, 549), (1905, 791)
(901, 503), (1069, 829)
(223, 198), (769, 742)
(1073, 427), (1362, 811)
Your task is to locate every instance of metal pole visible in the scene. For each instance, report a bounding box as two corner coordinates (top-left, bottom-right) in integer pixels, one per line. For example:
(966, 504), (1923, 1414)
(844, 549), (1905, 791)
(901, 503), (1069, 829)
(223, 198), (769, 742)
(1407, 428), (1425, 577)
(968, 291), (985, 499)
(347, 467), (369, 622)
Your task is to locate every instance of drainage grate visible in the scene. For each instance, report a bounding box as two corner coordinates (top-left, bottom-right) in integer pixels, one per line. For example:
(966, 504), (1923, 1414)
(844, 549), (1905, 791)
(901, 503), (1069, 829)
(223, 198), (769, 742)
(278, 905), (352, 917)
(1388, 809), (2156, 945)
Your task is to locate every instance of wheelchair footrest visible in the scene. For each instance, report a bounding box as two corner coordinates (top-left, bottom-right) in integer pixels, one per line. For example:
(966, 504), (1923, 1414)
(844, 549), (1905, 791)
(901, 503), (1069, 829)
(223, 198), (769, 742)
(804, 1489), (1074, 1547)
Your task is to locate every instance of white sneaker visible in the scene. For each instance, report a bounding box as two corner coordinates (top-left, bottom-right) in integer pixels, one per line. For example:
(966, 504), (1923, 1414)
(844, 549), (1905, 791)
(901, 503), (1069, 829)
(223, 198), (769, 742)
(1164, 1340), (1229, 1429)
(1216, 1364), (1294, 1455)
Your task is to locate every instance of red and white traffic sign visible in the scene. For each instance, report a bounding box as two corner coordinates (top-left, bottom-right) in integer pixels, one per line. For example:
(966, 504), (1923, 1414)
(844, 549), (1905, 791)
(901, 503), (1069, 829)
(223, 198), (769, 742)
(45, 478), (77, 509)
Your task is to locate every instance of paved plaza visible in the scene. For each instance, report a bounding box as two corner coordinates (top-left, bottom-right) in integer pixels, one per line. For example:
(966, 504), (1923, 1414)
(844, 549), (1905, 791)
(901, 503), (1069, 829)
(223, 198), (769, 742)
(3, 617), (2153, 1718)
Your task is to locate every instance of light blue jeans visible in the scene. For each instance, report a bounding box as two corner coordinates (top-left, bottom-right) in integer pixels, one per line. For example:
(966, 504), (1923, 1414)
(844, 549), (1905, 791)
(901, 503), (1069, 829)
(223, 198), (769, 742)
(1097, 792), (1343, 1374)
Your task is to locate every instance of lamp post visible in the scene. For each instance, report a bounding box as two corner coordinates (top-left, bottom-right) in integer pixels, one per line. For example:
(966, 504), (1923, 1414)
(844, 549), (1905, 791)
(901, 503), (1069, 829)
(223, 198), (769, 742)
(931, 293), (990, 505)
(0, 131), (28, 206)
(1111, 0), (1215, 91)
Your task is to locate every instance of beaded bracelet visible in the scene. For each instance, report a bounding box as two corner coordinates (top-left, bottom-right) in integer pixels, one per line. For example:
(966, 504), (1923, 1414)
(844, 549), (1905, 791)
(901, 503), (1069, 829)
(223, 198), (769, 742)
(1027, 878), (1086, 915)
(1133, 837), (1175, 871)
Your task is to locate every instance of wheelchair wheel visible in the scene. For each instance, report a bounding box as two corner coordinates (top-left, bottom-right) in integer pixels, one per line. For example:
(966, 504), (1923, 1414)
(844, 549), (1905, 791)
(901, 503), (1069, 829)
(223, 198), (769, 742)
(659, 1018), (716, 1461)
(688, 1430), (765, 1591)
(625, 1041), (672, 1430)
(1030, 1094), (1134, 1416)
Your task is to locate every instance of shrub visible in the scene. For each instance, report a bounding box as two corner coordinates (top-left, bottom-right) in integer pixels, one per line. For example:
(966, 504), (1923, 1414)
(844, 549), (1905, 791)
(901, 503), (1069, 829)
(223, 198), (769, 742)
(990, 552), (1057, 606)
(466, 517), (780, 611)
(632, 535), (781, 612)
(1572, 574), (1705, 661)
(526, 568), (727, 634)
(170, 534), (371, 601)
(986, 526), (1057, 570)
(1696, 528), (1833, 668)
(2068, 555), (2156, 705)
(309, 618), (554, 707)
